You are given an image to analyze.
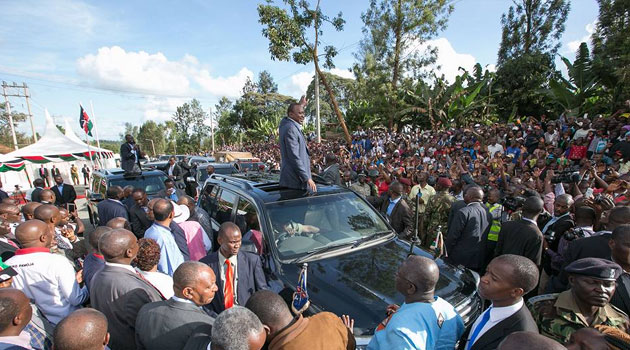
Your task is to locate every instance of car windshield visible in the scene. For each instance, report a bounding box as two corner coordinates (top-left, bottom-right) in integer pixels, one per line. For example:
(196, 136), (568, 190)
(110, 174), (168, 195)
(265, 192), (390, 261)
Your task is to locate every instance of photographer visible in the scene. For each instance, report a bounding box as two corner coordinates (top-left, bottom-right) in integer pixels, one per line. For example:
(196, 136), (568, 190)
(547, 205), (596, 272)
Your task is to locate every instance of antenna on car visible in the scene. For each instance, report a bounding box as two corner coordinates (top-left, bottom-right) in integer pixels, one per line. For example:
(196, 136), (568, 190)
(408, 192), (422, 256)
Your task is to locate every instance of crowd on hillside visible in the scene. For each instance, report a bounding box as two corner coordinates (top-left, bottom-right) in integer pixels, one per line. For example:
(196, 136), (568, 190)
(1, 106), (630, 349)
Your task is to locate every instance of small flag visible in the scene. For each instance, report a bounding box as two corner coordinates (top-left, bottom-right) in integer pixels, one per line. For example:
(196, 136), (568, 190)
(79, 105), (93, 136)
(291, 263), (310, 314)
(0, 258), (17, 283)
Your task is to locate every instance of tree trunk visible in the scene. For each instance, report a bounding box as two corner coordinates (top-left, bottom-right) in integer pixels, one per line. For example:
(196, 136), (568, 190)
(314, 61), (352, 144)
(389, 0), (404, 129)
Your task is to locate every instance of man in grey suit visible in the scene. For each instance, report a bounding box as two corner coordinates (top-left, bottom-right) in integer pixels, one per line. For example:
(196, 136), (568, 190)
(279, 100), (317, 192)
(135, 261), (218, 350)
(445, 186), (492, 273)
(90, 228), (164, 350)
(321, 153), (342, 186)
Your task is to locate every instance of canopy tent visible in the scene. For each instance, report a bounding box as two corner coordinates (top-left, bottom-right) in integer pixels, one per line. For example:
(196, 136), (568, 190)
(0, 154), (25, 173)
(1, 109), (116, 190)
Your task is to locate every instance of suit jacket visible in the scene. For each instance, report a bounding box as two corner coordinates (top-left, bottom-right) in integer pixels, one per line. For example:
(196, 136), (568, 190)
(51, 167), (60, 176)
(445, 201), (492, 271)
(90, 265), (163, 350)
(97, 199), (129, 226)
(368, 195), (413, 238)
(121, 143), (144, 173)
(321, 163), (342, 186)
(123, 197), (135, 211)
(494, 219), (544, 267)
(199, 250), (268, 315)
(279, 117), (311, 190)
(159, 163), (184, 182)
(135, 298), (214, 350)
(156, 188), (185, 201)
(447, 199), (467, 229)
(611, 273), (630, 316)
(30, 187), (43, 203)
(129, 204), (152, 238)
(51, 183), (76, 206)
(465, 305), (538, 350)
(38, 168), (49, 178)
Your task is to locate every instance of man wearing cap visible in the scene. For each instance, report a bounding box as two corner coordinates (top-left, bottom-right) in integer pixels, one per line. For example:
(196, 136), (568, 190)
(423, 177), (454, 249)
(528, 257), (630, 343)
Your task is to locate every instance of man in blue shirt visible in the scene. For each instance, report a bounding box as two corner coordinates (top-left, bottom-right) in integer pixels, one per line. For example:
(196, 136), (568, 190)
(368, 256), (464, 350)
(144, 199), (185, 276)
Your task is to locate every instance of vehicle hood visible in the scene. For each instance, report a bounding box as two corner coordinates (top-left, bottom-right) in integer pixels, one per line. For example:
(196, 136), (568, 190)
(279, 239), (476, 335)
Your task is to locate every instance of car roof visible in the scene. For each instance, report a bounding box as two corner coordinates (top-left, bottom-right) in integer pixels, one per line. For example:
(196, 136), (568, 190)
(204, 174), (349, 204)
(94, 168), (166, 180)
(198, 162), (235, 168)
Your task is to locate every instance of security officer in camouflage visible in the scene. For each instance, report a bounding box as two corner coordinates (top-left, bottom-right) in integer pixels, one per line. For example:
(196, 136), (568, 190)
(528, 257), (630, 344)
(367, 169), (379, 197)
(423, 177), (454, 249)
(351, 173), (371, 197)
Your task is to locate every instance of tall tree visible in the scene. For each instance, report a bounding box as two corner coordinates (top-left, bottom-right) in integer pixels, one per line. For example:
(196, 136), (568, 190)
(356, 0), (453, 128)
(172, 99), (208, 153)
(257, 70), (278, 94)
(258, 0), (352, 143)
(0, 102), (30, 148)
(119, 122), (139, 141)
(136, 120), (166, 156)
(591, 0), (630, 109)
(497, 0), (570, 65)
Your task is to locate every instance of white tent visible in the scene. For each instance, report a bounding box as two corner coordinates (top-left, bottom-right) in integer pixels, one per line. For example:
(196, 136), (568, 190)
(1, 109), (116, 190)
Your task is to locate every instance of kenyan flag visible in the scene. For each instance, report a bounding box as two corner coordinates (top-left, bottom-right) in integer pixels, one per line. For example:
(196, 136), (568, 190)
(79, 105), (93, 136)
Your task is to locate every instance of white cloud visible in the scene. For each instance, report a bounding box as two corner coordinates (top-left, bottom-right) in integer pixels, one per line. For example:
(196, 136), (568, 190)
(330, 68), (355, 80)
(142, 97), (189, 123)
(413, 38), (477, 83)
(195, 67), (254, 98)
(567, 20), (597, 53)
(286, 68), (354, 96)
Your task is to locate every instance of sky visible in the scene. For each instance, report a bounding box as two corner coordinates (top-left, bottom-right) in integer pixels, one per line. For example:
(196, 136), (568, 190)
(0, 0), (599, 141)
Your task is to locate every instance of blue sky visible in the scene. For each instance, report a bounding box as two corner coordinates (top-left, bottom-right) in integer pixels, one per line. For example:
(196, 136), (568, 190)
(0, 0), (599, 141)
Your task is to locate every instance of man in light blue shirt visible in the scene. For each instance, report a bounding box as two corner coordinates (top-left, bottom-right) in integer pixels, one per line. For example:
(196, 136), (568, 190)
(368, 256), (464, 350)
(144, 200), (184, 276)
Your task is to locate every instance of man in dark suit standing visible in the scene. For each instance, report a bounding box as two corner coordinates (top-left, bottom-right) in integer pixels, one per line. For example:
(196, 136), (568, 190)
(82, 164), (90, 185)
(610, 224), (630, 315)
(120, 134), (144, 174)
(445, 186), (492, 273)
(495, 196), (545, 267)
(200, 222), (268, 315)
(135, 261), (218, 350)
(129, 188), (152, 238)
(159, 157), (184, 184)
(368, 182), (413, 239)
(279, 99), (317, 192)
(464, 255), (539, 350)
(90, 228), (164, 350)
(38, 165), (50, 187)
(321, 154), (342, 186)
(51, 175), (76, 208)
(97, 186), (129, 226)
(51, 165), (60, 177)
(30, 179), (45, 203)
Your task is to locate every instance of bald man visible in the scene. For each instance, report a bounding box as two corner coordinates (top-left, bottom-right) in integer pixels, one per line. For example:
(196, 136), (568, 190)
(445, 186), (493, 272)
(39, 189), (56, 205)
(53, 309), (109, 350)
(106, 217), (132, 231)
(83, 226), (112, 292)
(135, 261), (218, 350)
(0, 204), (21, 261)
(21, 202), (42, 221)
(0, 288), (33, 348)
(6, 220), (87, 324)
(495, 196), (545, 266)
(90, 229), (163, 350)
(0, 203), (21, 224)
(367, 256), (464, 349)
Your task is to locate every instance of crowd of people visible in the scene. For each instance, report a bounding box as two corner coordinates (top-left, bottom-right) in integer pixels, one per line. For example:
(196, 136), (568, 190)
(0, 98), (630, 349)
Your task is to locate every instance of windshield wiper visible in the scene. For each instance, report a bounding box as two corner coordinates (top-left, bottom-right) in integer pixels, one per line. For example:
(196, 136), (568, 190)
(291, 243), (353, 264)
(351, 231), (393, 248)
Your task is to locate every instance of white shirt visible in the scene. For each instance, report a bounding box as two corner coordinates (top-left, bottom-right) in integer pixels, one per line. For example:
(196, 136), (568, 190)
(488, 143), (504, 158)
(7, 247), (88, 324)
(466, 299), (524, 348)
(141, 270), (175, 299)
(105, 261), (136, 273)
(168, 164), (175, 176)
(218, 252), (238, 303)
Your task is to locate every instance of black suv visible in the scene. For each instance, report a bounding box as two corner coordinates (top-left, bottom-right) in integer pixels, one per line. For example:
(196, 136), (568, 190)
(86, 168), (168, 226)
(198, 174), (482, 347)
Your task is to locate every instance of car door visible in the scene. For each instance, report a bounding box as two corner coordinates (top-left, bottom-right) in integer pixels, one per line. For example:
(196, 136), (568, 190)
(208, 187), (238, 232)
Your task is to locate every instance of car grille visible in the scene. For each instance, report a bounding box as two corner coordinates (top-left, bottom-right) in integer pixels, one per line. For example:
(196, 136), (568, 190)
(455, 291), (483, 327)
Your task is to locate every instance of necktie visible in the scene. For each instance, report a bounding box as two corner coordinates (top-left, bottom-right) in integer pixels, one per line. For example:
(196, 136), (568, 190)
(224, 260), (234, 309)
(467, 307), (492, 350)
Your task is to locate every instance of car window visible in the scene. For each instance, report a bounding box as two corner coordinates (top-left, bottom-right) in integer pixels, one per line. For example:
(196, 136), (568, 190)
(109, 174), (168, 195)
(200, 183), (218, 216)
(236, 197), (264, 254)
(197, 166), (235, 183)
(213, 189), (237, 225)
(265, 192), (390, 261)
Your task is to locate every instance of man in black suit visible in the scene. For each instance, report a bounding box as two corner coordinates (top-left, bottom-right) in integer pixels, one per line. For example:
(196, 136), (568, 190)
(445, 186), (492, 272)
(120, 134), (144, 174)
(129, 188), (152, 238)
(90, 229), (164, 350)
(321, 153), (342, 186)
(610, 224), (630, 315)
(38, 165), (50, 187)
(30, 179), (45, 203)
(135, 261), (218, 350)
(200, 222), (268, 315)
(51, 165), (60, 177)
(96, 186), (129, 226)
(51, 175), (76, 207)
(160, 156), (184, 183)
(368, 182), (413, 239)
(463, 255), (539, 350)
(495, 197), (545, 267)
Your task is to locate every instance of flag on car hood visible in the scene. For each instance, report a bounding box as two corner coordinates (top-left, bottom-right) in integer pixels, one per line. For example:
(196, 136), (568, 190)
(291, 263), (310, 314)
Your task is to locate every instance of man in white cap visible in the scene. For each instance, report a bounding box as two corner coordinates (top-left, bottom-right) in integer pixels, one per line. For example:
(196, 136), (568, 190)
(173, 203), (211, 261)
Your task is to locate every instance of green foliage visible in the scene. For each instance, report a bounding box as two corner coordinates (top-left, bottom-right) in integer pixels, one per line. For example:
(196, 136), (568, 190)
(497, 0), (570, 64)
(304, 71), (356, 125)
(119, 122), (139, 142)
(591, 0), (630, 109)
(136, 120), (166, 156)
(258, 70), (278, 94)
(0, 102), (30, 147)
(172, 99), (208, 154)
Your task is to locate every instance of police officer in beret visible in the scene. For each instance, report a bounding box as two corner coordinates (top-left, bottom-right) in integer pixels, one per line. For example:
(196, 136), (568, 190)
(528, 257), (630, 343)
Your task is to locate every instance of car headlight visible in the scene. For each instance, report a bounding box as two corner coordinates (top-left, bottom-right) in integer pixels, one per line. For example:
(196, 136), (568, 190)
(355, 335), (371, 350)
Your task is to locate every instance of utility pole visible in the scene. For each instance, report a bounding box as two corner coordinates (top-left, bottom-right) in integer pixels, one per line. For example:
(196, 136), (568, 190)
(22, 83), (37, 143)
(147, 139), (156, 156)
(315, 71), (321, 143)
(209, 108), (215, 155)
(1, 82), (19, 150)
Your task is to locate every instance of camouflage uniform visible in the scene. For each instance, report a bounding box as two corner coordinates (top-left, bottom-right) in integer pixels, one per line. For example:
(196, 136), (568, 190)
(423, 190), (455, 248)
(528, 291), (630, 344)
(351, 182), (371, 197)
